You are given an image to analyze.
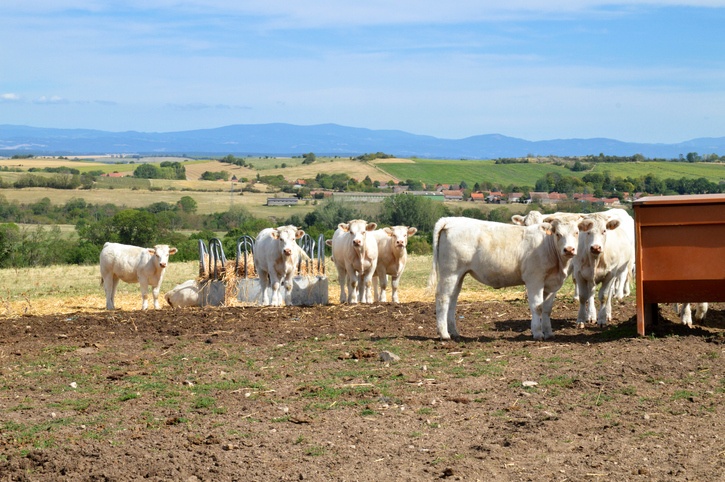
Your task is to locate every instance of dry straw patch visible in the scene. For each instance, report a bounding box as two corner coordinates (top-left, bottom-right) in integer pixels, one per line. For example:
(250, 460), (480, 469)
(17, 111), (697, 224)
(0, 256), (536, 317)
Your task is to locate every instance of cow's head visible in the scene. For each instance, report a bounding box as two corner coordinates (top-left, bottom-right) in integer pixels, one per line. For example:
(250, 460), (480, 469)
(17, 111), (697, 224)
(542, 214), (580, 259)
(149, 245), (178, 269)
(384, 225), (417, 249)
(511, 210), (544, 226)
(271, 225), (305, 257)
(578, 214), (620, 257)
(340, 219), (377, 249)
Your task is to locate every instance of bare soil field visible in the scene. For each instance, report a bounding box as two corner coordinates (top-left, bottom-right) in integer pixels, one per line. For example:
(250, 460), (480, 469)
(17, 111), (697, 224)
(1, 293), (723, 481)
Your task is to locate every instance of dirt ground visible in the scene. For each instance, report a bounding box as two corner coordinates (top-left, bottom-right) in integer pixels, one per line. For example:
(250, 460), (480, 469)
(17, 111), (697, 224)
(1, 299), (724, 481)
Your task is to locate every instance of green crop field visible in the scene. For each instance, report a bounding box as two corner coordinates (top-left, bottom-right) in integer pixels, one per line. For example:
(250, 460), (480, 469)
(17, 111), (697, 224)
(377, 159), (725, 187)
(378, 159), (572, 186)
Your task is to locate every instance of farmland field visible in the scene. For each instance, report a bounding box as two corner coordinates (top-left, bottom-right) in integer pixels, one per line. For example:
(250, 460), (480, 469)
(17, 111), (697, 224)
(377, 158), (725, 187)
(1, 260), (724, 480)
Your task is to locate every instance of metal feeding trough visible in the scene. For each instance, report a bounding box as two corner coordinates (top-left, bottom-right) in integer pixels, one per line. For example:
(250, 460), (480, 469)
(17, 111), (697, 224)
(234, 232), (329, 306)
(235, 235), (263, 304)
(197, 238), (228, 306)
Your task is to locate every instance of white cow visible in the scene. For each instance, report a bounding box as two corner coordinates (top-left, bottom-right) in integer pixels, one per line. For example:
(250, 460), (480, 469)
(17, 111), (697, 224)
(511, 210), (544, 226)
(254, 225), (305, 306)
(330, 219), (378, 304)
(100, 242), (178, 310)
(372, 225), (417, 303)
(428, 214), (581, 341)
(573, 212), (634, 328)
(165, 279), (202, 308)
(603, 208), (635, 300)
(673, 303), (709, 327)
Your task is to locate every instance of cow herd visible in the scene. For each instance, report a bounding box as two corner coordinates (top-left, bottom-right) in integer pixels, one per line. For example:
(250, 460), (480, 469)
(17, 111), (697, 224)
(99, 209), (708, 340)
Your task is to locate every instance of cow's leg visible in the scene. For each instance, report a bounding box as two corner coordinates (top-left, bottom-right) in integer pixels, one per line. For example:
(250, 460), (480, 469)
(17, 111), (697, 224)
(258, 270), (271, 306)
(337, 266), (347, 303)
(694, 303), (709, 323)
(390, 274), (400, 303)
(526, 283), (545, 340)
(103, 274), (118, 310)
(139, 279), (150, 310)
(268, 272), (283, 306)
(597, 275), (616, 326)
(377, 274), (388, 302)
(151, 284), (162, 309)
(540, 290), (558, 339)
(282, 272), (293, 306)
(575, 275), (589, 328)
(372, 275), (381, 302)
(361, 271), (374, 304)
(585, 281), (597, 324)
(435, 273), (463, 340)
(348, 268), (359, 304)
(679, 303), (693, 327)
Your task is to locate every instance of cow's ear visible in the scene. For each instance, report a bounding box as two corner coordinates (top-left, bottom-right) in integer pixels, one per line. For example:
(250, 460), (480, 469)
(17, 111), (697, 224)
(383, 227), (393, 236)
(606, 219), (620, 230)
(270, 230), (280, 239)
(540, 222), (553, 235)
(169, 247), (178, 255)
(338, 223), (349, 232)
(148, 248), (156, 255)
(578, 219), (594, 232)
(407, 227), (418, 236)
(295, 229), (305, 239)
(325, 239), (333, 247)
(366, 222), (377, 231)
(511, 215), (525, 225)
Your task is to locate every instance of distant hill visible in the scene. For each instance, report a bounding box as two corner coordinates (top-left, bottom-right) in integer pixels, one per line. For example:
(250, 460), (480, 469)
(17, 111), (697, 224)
(1, 123), (724, 159)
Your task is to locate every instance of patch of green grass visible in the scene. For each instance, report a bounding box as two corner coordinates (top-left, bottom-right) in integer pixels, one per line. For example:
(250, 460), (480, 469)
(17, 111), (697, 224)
(305, 446), (326, 457)
(360, 408), (377, 417)
(540, 375), (577, 388)
(671, 390), (696, 401)
(118, 391), (140, 402)
(192, 396), (216, 410)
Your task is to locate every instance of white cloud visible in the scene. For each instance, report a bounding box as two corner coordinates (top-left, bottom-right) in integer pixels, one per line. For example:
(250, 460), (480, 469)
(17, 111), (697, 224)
(0, 93), (21, 102)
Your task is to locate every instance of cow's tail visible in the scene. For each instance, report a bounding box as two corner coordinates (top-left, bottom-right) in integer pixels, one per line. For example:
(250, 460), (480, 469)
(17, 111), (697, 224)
(426, 217), (446, 294)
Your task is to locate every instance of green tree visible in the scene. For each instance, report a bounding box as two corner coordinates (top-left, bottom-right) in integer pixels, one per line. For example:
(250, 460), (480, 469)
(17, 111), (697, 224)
(112, 209), (158, 246)
(177, 196), (198, 213)
(379, 194), (446, 233)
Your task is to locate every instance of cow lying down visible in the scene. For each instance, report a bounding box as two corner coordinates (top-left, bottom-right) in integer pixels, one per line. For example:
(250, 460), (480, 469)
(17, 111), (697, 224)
(165, 279), (203, 308)
(429, 215), (581, 341)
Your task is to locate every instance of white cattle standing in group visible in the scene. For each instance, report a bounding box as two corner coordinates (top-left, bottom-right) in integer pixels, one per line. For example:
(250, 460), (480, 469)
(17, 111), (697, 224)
(511, 210), (544, 226)
(573, 211), (634, 328)
(330, 219), (378, 304)
(429, 214), (581, 341)
(372, 225), (417, 303)
(100, 242), (178, 310)
(254, 225), (305, 306)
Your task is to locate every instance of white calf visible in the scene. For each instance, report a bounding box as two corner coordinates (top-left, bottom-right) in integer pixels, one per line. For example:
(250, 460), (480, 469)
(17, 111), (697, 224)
(573, 213), (634, 327)
(165, 279), (202, 308)
(511, 210), (544, 226)
(100, 242), (177, 310)
(429, 215), (580, 341)
(330, 219), (378, 303)
(372, 225), (417, 303)
(254, 225), (305, 306)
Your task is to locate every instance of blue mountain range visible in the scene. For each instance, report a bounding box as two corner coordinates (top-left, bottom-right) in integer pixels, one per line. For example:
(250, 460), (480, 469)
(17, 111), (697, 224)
(1, 123), (723, 159)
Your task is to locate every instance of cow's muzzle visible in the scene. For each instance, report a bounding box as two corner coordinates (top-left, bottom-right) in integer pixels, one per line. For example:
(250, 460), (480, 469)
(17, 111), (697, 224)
(590, 245), (602, 255)
(563, 246), (576, 258)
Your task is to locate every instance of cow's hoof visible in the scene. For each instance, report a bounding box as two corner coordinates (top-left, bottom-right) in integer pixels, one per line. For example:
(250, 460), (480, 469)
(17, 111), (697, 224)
(576, 322), (585, 329)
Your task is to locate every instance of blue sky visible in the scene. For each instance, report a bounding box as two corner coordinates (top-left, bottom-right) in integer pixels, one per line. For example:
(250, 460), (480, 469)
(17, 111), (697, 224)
(1, 1), (724, 143)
